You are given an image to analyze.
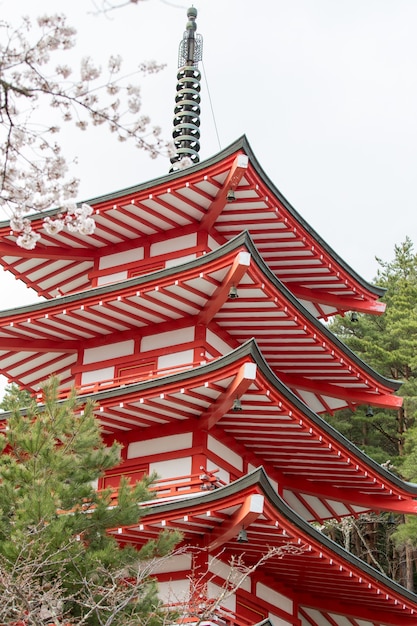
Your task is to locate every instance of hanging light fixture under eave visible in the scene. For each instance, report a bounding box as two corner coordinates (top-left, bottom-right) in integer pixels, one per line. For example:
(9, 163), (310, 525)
(226, 189), (236, 202)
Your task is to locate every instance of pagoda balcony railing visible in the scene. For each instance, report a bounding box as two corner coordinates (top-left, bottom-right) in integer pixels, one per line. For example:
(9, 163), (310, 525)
(105, 468), (226, 507)
(168, 604), (254, 626)
(58, 469), (226, 519)
(38, 360), (213, 401)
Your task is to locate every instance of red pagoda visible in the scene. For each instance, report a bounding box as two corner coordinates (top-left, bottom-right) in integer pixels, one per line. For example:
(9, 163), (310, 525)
(0, 7), (417, 626)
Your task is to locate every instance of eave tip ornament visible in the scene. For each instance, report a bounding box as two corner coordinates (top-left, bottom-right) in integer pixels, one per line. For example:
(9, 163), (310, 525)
(169, 7), (203, 173)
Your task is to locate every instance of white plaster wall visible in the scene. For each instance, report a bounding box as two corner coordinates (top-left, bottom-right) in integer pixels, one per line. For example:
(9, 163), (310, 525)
(151, 233), (197, 256)
(81, 367), (114, 385)
(158, 349), (194, 372)
(256, 583), (293, 615)
(128, 432), (193, 458)
(97, 271), (128, 286)
(207, 460), (229, 486)
(206, 329), (233, 356)
(83, 340), (134, 365)
(166, 254), (197, 268)
(151, 553), (192, 574)
(268, 613), (294, 626)
(208, 436), (243, 472)
(99, 247), (144, 270)
(208, 557), (251, 593)
(208, 235), (219, 251)
(141, 327), (194, 352)
(150, 457), (192, 481)
(208, 582), (236, 613)
(158, 579), (190, 605)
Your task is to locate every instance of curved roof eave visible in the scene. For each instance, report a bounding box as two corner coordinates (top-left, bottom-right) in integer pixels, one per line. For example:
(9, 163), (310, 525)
(242, 230), (399, 392)
(145, 465), (417, 604)
(0, 230), (399, 394)
(8, 337), (410, 497)
(230, 136), (386, 300)
(0, 136), (385, 305)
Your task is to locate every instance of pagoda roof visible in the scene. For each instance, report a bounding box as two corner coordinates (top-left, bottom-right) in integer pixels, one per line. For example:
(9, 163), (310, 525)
(109, 467), (417, 626)
(0, 137), (384, 319)
(0, 232), (399, 414)
(4, 340), (414, 522)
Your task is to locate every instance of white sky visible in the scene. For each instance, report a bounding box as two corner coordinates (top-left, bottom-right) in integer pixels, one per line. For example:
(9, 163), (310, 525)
(2, 0), (417, 306)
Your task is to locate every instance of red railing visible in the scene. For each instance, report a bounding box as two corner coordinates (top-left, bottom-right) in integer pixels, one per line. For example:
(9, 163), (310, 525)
(106, 468), (226, 506)
(59, 468), (226, 516)
(37, 359), (214, 401)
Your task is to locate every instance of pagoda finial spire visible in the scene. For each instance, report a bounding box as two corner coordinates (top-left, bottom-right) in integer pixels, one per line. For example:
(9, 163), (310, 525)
(169, 7), (203, 172)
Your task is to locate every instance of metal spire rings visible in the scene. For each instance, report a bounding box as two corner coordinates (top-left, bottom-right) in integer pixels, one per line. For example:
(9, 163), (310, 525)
(170, 7), (203, 172)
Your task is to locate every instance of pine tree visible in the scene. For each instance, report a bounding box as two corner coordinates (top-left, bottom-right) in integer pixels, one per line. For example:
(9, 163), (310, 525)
(325, 238), (417, 588)
(327, 237), (417, 461)
(0, 377), (180, 626)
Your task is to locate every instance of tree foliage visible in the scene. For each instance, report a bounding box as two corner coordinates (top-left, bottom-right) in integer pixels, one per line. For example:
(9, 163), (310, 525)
(327, 237), (417, 462)
(0, 377), (180, 625)
(0, 383), (32, 412)
(324, 238), (417, 587)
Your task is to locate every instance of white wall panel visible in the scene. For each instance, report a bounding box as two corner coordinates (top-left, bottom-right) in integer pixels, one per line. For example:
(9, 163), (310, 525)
(158, 349), (194, 371)
(256, 583), (293, 615)
(158, 579), (190, 604)
(166, 254), (197, 268)
(151, 233), (197, 256)
(208, 436), (243, 472)
(128, 432), (193, 458)
(141, 327), (194, 352)
(97, 271), (127, 285)
(99, 247), (144, 270)
(150, 457), (192, 480)
(208, 582), (236, 612)
(81, 367), (114, 385)
(206, 329), (233, 356)
(83, 340), (134, 364)
(207, 460), (229, 486)
(209, 557), (251, 592)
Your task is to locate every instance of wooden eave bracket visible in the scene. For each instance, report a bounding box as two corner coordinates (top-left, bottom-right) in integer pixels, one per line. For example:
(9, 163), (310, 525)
(283, 475), (417, 516)
(0, 241), (96, 261)
(0, 336), (79, 352)
(208, 493), (264, 550)
(278, 372), (403, 410)
(198, 250), (251, 325)
(200, 153), (249, 231)
(200, 361), (257, 430)
(290, 285), (386, 315)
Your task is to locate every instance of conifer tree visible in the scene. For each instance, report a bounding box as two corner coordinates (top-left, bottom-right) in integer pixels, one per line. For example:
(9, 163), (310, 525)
(325, 238), (417, 588)
(327, 237), (417, 461)
(0, 377), (180, 626)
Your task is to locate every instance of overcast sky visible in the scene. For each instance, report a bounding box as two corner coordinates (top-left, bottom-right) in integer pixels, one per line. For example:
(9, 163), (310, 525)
(2, 0), (417, 308)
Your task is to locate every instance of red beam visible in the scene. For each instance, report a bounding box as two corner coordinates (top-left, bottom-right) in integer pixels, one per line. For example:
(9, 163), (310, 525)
(289, 285), (386, 315)
(200, 361), (257, 430)
(198, 250), (251, 324)
(200, 153), (249, 230)
(0, 241), (95, 261)
(277, 371), (402, 408)
(208, 493), (264, 550)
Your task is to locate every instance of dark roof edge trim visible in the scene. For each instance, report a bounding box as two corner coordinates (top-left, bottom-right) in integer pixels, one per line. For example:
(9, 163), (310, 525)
(0, 230), (399, 394)
(147, 466), (417, 605)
